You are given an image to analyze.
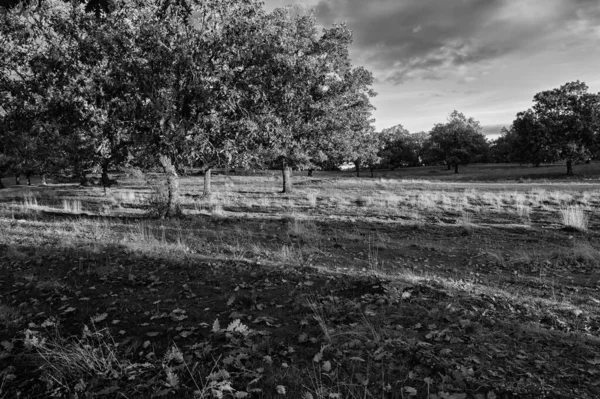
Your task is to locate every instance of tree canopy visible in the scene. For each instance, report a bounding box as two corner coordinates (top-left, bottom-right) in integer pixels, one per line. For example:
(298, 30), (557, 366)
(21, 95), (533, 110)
(508, 81), (600, 174)
(424, 111), (489, 173)
(0, 0), (377, 209)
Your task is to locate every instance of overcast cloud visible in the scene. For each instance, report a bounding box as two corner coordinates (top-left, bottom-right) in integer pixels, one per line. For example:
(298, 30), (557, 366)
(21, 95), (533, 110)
(263, 0), (600, 135)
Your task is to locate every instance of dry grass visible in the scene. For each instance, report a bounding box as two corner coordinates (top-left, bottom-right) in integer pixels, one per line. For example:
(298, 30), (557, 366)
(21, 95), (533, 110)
(559, 206), (588, 231)
(62, 199), (82, 214)
(275, 244), (304, 266)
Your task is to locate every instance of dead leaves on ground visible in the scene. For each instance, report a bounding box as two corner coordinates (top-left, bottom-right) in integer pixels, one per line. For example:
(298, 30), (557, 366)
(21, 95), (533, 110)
(0, 249), (599, 398)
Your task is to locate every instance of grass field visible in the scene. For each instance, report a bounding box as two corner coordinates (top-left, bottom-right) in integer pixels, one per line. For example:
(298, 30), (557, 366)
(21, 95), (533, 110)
(1, 163), (600, 398)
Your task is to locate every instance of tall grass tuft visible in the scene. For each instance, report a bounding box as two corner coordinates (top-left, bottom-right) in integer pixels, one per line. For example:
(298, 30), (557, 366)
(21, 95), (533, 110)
(559, 206), (588, 231)
(23, 325), (126, 386)
(306, 191), (317, 207)
(62, 199), (82, 213)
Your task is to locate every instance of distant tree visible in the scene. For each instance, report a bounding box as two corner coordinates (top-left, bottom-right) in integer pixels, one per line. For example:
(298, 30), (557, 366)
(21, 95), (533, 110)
(378, 125), (427, 168)
(488, 127), (519, 163)
(530, 81), (600, 175)
(425, 111), (489, 173)
(511, 110), (558, 167)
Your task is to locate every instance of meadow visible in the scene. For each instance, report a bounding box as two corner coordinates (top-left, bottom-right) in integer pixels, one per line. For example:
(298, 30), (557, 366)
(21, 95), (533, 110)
(0, 163), (599, 398)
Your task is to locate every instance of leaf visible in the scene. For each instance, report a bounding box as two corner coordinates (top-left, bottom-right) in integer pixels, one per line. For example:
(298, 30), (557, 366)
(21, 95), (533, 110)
(227, 319), (250, 335)
(322, 361), (331, 372)
(165, 367), (179, 388)
(227, 295), (236, 306)
(95, 386), (120, 395)
(91, 313), (108, 323)
(146, 332), (159, 337)
(276, 385), (286, 395)
(1, 341), (13, 352)
(313, 351), (323, 362)
(402, 386), (417, 396)
(302, 393), (314, 399)
(355, 373), (368, 386)
(212, 318), (221, 333)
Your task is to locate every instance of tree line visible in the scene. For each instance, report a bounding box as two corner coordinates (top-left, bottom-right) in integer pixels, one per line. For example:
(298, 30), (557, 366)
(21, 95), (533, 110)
(356, 82), (600, 177)
(2, 0), (599, 219)
(489, 81), (600, 175)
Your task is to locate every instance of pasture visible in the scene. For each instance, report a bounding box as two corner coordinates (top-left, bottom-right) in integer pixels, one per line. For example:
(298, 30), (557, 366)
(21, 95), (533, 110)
(1, 163), (600, 398)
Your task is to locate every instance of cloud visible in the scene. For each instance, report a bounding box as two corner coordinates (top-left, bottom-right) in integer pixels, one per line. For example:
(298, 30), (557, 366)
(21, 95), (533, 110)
(307, 0), (600, 84)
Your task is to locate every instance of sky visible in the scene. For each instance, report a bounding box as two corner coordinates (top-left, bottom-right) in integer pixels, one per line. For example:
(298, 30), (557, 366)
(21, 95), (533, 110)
(263, 0), (600, 138)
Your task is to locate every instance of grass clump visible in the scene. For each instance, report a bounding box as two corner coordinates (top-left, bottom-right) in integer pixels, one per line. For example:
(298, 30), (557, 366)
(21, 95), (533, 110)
(62, 199), (82, 214)
(559, 205), (588, 231)
(23, 325), (126, 389)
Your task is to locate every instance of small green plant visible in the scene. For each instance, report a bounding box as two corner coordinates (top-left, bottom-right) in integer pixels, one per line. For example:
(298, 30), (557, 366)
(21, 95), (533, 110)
(559, 205), (588, 231)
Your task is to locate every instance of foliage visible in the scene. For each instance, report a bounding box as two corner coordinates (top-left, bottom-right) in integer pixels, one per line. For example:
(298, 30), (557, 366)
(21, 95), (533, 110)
(0, 0), (376, 197)
(255, 10), (376, 190)
(379, 125), (428, 168)
(510, 81), (600, 174)
(424, 111), (489, 173)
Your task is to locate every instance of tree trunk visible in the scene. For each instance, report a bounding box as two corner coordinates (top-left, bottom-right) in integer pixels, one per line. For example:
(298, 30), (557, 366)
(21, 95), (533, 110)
(307, 169), (313, 177)
(159, 155), (181, 218)
(204, 168), (212, 196)
(15, 174), (20, 185)
(370, 167), (374, 178)
(354, 161), (360, 177)
(566, 159), (573, 176)
(101, 159), (111, 193)
(26, 172), (32, 186)
(79, 173), (90, 186)
(41, 173), (47, 186)
(447, 163), (451, 171)
(454, 163), (459, 174)
(282, 164), (292, 194)
(0, 175), (4, 189)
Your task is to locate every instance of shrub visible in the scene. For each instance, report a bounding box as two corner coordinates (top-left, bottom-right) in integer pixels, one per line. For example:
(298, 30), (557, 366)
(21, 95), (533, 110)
(145, 178), (170, 218)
